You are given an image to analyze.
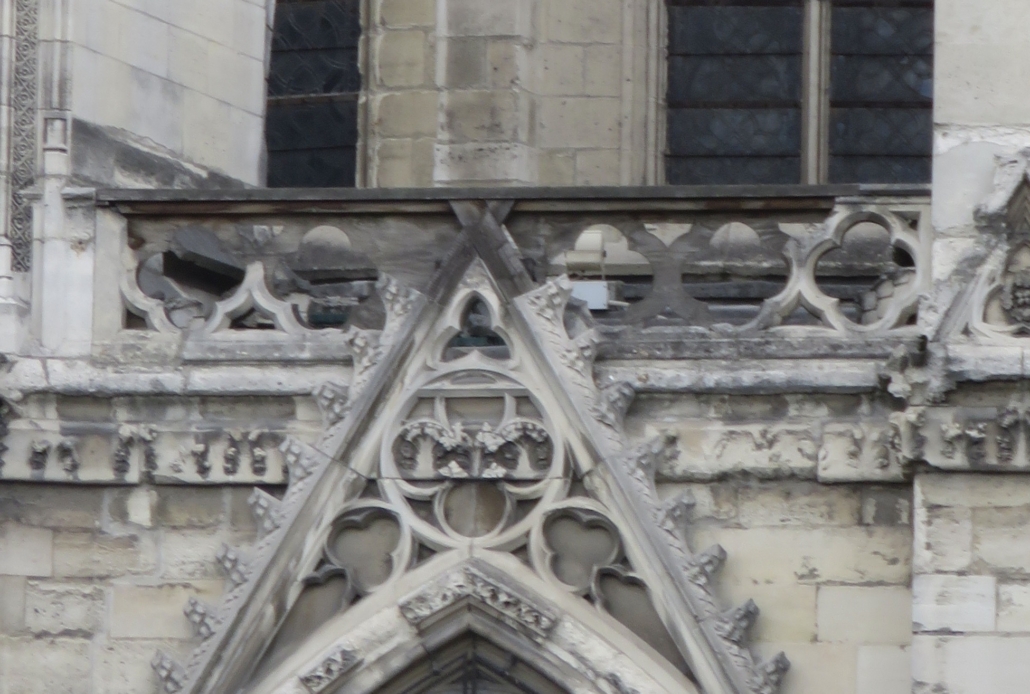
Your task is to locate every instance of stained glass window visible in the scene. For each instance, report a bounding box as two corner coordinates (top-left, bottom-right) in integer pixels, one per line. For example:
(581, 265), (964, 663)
(265, 0), (361, 187)
(829, 0), (933, 183)
(665, 0), (933, 185)
(666, 0), (804, 185)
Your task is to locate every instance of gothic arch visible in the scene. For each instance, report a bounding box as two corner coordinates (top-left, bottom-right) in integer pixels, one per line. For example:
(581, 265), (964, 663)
(242, 553), (699, 694)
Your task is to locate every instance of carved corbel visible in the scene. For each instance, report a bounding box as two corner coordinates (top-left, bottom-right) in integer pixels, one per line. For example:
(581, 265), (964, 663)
(280, 437), (322, 483)
(313, 382), (350, 426)
(754, 653), (791, 694)
(684, 544), (727, 589)
(184, 597), (219, 640)
(712, 600), (759, 645)
(151, 652), (186, 693)
(216, 544), (251, 587)
(299, 646), (359, 694)
(248, 488), (283, 536)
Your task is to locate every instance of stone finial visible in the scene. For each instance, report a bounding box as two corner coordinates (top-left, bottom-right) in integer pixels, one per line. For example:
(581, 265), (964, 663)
(685, 544), (727, 588)
(216, 544), (250, 587)
(755, 652), (791, 694)
(248, 488), (283, 536)
(712, 599), (759, 645)
(184, 597), (219, 640)
(151, 651), (186, 693)
(313, 382), (350, 425)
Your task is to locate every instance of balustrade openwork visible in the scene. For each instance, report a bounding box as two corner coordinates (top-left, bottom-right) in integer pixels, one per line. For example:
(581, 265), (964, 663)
(101, 185), (930, 363)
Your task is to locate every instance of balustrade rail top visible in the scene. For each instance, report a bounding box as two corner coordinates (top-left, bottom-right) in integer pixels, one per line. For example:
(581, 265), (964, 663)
(96, 183), (931, 214)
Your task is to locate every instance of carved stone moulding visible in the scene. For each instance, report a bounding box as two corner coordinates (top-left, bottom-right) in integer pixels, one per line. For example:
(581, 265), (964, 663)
(0, 414), (309, 484)
(921, 405), (1030, 470)
(398, 564), (559, 638)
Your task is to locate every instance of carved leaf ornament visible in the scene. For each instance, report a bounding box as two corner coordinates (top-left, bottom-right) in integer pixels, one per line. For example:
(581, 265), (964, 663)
(155, 234), (787, 694)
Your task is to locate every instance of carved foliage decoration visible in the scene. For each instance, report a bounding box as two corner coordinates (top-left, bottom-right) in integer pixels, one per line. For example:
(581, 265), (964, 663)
(10, 0), (38, 271)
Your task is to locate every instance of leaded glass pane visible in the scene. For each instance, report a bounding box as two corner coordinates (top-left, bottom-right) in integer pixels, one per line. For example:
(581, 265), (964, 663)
(829, 108), (931, 155)
(266, 100), (358, 187)
(265, 0), (361, 188)
(668, 109), (801, 156)
(668, 56), (802, 105)
(829, 0), (933, 183)
(667, 157), (802, 185)
(666, 1), (804, 185)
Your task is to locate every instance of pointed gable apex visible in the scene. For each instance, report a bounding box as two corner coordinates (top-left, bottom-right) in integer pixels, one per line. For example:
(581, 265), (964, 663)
(157, 208), (787, 694)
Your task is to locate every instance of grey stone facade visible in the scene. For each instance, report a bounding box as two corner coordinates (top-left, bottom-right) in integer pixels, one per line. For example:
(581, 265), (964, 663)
(0, 2), (1028, 694)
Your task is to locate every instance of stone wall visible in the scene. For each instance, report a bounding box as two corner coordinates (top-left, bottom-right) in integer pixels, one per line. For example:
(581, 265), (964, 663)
(69, 0), (269, 186)
(912, 474), (1030, 694)
(672, 480), (912, 694)
(367, 0), (661, 186)
(0, 480), (914, 694)
(0, 483), (250, 693)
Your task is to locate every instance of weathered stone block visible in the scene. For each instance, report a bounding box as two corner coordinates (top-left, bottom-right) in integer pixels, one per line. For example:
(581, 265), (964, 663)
(95, 638), (193, 694)
(160, 529), (241, 579)
(380, 0), (436, 26)
(154, 487), (226, 528)
(441, 38), (489, 89)
(912, 574), (996, 633)
(433, 142), (537, 184)
(912, 634), (1030, 694)
(998, 582), (1030, 632)
(0, 636), (91, 693)
(918, 473), (1030, 508)
(860, 487), (911, 526)
(719, 582), (817, 644)
(690, 526), (912, 587)
(737, 482), (860, 528)
(53, 531), (156, 578)
(110, 581), (223, 639)
(440, 90), (527, 143)
(25, 582), (104, 636)
(818, 586), (912, 645)
(575, 148), (621, 185)
(856, 645), (909, 694)
(374, 91), (438, 138)
(0, 524), (53, 577)
(441, 0), (532, 38)
(375, 137), (436, 187)
(545, 0), (622, 43)
(536, 149), (575, 185)
(487, 42), (521, 89)
(584, 45), (622, 97)
(0, 484), (103, 529)
(754, 642), (857, 694)
(659, 423), (819, 481)
(0, 575), (26, 634)
(376, 30), (427, 88)
(536, 97), (621, 149)
(656, 482), (738, 523)
(531, 44), (584, 96)
(913, 493), (973, 574)
(973, 506), (1030, 575)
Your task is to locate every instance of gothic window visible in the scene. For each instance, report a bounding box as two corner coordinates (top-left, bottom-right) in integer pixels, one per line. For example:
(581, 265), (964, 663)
(265, 0), (361, 187)
(665, 0), (933, 185)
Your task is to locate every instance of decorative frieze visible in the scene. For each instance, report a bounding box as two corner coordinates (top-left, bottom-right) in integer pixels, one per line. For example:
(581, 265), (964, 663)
(399, 565), (558, 637)
(298, 646), (359, 694)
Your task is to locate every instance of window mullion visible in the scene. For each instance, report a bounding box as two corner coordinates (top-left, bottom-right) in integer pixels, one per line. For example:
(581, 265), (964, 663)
(801, 0), (831, 184)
